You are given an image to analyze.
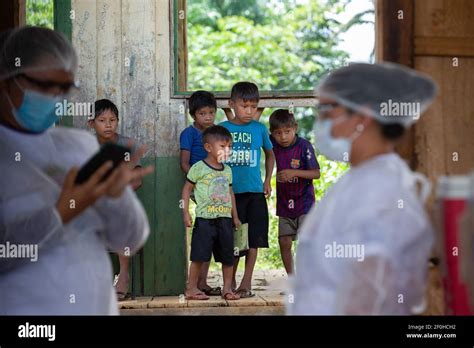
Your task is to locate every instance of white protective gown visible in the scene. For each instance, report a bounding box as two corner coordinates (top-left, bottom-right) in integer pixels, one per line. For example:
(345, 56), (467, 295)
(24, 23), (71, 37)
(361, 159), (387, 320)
(0, 124), (149, 315)
(288, 153), (434, 315)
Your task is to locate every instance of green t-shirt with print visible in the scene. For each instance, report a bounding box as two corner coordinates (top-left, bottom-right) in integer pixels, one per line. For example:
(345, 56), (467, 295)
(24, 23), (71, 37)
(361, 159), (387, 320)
(187, 160), (233, 219)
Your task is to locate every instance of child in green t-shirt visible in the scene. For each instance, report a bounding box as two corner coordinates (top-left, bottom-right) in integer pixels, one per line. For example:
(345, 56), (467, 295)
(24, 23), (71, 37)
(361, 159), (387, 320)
(182, 126), (241, 300)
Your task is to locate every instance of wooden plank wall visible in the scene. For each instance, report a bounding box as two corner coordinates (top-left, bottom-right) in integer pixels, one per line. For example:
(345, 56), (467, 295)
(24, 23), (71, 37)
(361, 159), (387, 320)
(376, 0), (474, 315)
(376, 0), (474, 177)
(375, 0), (416, 168)
(69, 0), (187, 295)
(413, 0), (474, 179)
(412, 0), (474, 315)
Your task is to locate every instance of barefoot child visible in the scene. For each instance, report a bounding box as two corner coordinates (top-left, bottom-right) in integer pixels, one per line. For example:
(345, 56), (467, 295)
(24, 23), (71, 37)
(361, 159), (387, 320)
(179, 90), (222, 296)
(88, 99), (143, 301)
(182, 125), (241, 300)
(269, 109), (320, 275)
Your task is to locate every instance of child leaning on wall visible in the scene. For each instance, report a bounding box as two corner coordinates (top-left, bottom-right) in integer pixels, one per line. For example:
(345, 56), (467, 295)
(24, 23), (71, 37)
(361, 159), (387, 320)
(88, 98), (143, 301)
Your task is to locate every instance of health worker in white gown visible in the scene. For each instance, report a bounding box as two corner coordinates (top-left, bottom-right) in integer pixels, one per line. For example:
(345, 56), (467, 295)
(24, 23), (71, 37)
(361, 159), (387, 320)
(288, 63), (439, 315)
(0, 27), (153, 314)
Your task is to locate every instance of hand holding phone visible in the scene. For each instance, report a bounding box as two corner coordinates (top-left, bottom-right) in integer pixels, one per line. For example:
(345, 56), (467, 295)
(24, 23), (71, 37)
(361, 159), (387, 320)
(75, 143), (132, 185)
(56, 143), (153, 224)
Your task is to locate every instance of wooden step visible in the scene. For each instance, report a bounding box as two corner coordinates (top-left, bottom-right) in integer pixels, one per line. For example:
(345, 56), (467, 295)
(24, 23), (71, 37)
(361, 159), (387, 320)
(119, 291), (286, 316)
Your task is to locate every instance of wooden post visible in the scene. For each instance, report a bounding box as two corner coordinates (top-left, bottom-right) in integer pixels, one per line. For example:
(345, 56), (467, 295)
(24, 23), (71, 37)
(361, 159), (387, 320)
(375, 0), (416, 168)
(0, 0), (25, 32)
(176, 0), (188, 92)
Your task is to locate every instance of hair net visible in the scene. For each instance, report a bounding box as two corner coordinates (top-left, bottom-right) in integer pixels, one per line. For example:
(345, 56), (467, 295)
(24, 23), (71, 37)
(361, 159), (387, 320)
(316, 62), (438, 127)
(0, 26), (77, 81)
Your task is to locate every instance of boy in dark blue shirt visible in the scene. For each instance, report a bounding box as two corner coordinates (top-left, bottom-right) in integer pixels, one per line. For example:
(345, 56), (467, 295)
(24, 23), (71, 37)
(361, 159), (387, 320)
(180, 91), (216, 173)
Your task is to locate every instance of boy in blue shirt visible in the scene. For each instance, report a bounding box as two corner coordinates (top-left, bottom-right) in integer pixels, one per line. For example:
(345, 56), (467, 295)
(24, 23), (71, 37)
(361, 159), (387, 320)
(179, 90), (222, 296)
(180, 91), (216, 173)
(220, 82), (275, 298)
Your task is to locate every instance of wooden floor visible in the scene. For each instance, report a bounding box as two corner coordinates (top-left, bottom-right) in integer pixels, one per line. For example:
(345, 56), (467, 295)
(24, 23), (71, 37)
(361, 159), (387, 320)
(423, 264), (445, 315)
(119, 291), (285, 315)
(120, 269), (287, 315)
(119, 267), (445, 315)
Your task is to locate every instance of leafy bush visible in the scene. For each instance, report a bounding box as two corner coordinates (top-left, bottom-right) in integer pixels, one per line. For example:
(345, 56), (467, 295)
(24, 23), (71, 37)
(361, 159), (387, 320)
(259, 155), (349, 269)
(26, 0), (53, 29)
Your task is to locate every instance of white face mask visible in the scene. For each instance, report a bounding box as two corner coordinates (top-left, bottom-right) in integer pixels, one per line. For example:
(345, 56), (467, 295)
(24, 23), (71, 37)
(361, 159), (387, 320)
(315, 116), (364, 162)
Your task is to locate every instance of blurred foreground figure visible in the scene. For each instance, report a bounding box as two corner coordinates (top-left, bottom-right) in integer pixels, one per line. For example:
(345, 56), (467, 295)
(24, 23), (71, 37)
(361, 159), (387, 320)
(0, 27), (152, 314)
(289, 63), (438, 315)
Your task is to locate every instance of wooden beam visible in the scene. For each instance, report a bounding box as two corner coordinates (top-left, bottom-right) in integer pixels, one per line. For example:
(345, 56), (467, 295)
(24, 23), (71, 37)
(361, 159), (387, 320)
(376, 0), (416, 169)
(415, 37), (474, 57)
(177, 0), (188, 92)
(15, 0), (26, 27)
(0, 0), (25, 32)
(216, 98), (317, 109)
(376, 0), (414, 64)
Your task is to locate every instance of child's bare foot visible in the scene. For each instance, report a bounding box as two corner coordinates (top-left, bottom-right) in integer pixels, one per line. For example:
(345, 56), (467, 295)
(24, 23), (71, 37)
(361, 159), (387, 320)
(222, 289), (240, 300)
(185, 289), (210, 300)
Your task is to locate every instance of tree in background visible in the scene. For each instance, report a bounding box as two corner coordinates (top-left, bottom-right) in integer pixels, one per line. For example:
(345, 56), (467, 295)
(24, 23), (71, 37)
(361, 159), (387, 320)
(186, 0), (374, 140)
(26, 0), (53, 29)
(187, 0), (351, 94)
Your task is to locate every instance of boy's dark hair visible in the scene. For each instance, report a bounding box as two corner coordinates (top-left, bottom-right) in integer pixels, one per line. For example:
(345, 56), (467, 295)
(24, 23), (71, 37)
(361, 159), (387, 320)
(94, 99), (119, 119)
(269, 109), (297, 131)
(189, 90), (217, 117)
(231, 81), (260, 102)
(202, 125), (232, 145)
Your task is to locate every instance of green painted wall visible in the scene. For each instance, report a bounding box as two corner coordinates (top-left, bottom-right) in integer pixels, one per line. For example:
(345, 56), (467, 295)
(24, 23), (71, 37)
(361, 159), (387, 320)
(138, 157), (186, 296)
(93, 158), (187, 296)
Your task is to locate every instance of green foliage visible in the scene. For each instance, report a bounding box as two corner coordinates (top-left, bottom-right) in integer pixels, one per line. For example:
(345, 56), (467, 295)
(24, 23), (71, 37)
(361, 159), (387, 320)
(258, 155), (349, 269)
(187, 0), (350, 92)
(26, 0), (54, 29)
(188, 0), (270, 28)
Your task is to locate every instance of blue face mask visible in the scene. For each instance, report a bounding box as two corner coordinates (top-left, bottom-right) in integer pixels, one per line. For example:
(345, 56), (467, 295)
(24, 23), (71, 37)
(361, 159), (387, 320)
(6, 80), (61, 133)
(315, 116), (364, 162)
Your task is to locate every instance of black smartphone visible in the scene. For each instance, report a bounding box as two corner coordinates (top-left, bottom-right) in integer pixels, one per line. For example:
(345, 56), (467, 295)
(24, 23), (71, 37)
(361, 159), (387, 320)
(75, 143), (132, 185)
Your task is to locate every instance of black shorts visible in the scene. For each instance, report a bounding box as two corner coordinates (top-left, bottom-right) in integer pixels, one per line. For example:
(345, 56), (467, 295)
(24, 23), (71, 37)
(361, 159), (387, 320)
(190, 217), (234, 266)
(235, 192), (269, 256)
